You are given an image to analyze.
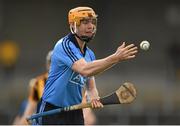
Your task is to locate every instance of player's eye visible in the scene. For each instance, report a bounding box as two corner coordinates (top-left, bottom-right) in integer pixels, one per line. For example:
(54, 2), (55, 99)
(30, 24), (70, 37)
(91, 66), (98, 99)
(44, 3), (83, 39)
(81, 18), (97, 25)
(81, 19), (89, 24)
(91, 19), (97, 25)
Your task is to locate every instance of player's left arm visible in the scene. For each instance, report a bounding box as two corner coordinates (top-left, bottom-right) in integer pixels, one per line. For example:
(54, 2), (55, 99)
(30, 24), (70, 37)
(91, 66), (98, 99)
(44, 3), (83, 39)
(86, 77), (103, 108)
(86, 77), (99, 99)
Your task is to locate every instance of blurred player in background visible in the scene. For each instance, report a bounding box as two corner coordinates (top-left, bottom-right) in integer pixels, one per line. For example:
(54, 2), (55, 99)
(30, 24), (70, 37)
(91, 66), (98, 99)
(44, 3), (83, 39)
(12, 100), (28, 124)
(36, 6), (137, 125)
(13, 50), (96, 125)
(12, 51), (52, 125)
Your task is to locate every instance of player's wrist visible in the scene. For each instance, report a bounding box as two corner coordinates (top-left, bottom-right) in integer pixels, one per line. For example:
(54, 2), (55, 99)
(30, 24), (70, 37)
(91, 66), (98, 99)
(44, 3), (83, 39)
(88, 92), (100, 100)
(107, 54), (119, 64)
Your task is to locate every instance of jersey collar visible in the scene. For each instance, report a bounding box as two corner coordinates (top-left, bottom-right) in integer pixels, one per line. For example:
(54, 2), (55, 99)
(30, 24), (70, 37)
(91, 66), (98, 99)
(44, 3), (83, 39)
(68, 33), (87, 56)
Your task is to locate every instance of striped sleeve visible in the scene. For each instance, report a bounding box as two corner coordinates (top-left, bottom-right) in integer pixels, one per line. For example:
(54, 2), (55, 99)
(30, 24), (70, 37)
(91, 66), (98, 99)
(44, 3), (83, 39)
(62, 40), (78, 63)
(53, 38), (83, 68)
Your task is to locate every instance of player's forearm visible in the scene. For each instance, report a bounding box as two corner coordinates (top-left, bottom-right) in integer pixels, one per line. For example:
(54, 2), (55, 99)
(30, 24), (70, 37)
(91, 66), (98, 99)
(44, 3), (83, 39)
(81, 54), (118, 77)
(73, 43), (137, 77)
(85, 77), (99, 101)
(86, 85), (99, 101)
(88, 88), (99, 99)
(19, 101), (37, 124)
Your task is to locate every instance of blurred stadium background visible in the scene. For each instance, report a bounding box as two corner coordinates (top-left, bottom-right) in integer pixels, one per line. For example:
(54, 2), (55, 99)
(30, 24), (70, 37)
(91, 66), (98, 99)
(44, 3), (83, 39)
(0, 0), (180, 124)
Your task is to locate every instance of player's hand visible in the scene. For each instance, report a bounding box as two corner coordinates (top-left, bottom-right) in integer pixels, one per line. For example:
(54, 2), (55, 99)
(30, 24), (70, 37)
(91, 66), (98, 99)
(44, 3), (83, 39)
(91, 98), (104, 109)
(113, 42), (138, 62)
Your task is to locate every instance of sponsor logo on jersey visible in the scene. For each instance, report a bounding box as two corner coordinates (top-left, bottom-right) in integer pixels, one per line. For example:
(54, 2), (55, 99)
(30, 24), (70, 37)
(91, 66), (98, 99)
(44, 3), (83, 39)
(69, 72), (87, 87)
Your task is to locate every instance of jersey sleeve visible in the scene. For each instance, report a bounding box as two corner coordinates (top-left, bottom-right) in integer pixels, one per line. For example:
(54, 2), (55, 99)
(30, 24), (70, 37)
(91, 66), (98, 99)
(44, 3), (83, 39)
(53, 39), (83, 68)
(87, 48), (96, 61)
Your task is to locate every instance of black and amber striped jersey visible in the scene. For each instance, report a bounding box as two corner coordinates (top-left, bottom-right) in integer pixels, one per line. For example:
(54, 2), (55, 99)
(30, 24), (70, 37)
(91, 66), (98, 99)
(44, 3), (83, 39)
(28, 72), (48, 102)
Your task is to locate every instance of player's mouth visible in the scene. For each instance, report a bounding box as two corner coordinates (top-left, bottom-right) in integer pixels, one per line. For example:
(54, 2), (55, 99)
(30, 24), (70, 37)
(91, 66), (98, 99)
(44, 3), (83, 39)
(86, 31), (93, 33)
(85, 31), (94, 35)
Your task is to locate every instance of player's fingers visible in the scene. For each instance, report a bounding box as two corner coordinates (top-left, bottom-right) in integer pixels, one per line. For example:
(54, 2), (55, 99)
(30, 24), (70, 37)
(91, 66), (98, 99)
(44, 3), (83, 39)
(97, 100), (104, 108)
(91, 99), (97, 108)
(95, 100), (102, 108)
(118, 42), (125, 49)
(93, 100), (99, 108)
(128, 50), (138, 56)
(117, 47), (137, 58)
(91, 99), (103, 108)
(95, 97), (103, 108)
(91, 101), (95, 108)
(122, 47), (137, 57)
(99, 101), (104, 108)
(127, 46), (138, 53)
(126, 55), (136, 59)
(124, 44), (136, 50)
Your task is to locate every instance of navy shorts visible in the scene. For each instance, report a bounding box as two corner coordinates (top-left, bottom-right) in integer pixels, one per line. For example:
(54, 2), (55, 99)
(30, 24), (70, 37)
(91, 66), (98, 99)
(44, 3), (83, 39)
(36, 100), (84, 125)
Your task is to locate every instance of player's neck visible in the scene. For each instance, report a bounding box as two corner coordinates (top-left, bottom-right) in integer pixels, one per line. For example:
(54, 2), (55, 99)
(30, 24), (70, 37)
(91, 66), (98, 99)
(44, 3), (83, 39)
(75, 36), (86, 53)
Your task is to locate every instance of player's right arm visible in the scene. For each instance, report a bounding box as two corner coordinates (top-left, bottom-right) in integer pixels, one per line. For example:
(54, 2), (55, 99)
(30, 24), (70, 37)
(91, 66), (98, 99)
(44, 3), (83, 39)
(72, 42), (138, 77)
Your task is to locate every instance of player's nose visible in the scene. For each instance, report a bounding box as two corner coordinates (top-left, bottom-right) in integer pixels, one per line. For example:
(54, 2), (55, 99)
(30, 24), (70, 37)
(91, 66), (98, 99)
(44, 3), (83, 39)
(86, 23), (94, 31)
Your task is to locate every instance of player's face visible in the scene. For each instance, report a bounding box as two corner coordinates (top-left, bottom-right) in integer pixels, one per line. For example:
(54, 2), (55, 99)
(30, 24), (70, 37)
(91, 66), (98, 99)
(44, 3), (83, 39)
(77, 17), (97, 37)
(46, 61), (50, 71)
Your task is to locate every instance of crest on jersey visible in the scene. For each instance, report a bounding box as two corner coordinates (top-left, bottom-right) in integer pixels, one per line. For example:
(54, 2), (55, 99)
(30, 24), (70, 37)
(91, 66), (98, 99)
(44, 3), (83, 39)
(69, 72), (87, 87)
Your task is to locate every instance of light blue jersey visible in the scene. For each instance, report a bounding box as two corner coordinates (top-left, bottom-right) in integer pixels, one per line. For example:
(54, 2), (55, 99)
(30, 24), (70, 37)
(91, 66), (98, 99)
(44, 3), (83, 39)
(42, 33), (95, 107)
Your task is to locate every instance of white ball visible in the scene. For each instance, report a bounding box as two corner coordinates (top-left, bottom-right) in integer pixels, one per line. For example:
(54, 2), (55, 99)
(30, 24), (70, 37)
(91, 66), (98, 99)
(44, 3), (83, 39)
(140, 40), (150, 50)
